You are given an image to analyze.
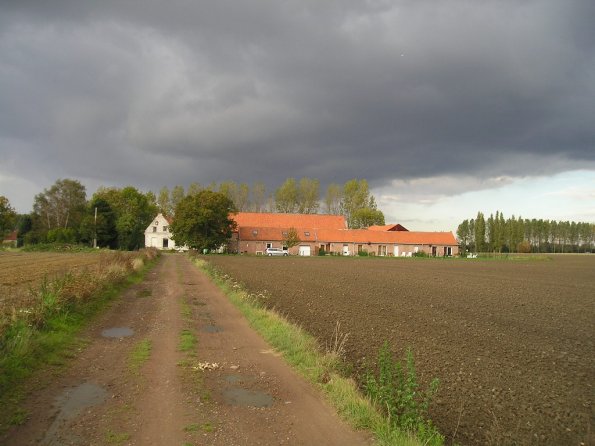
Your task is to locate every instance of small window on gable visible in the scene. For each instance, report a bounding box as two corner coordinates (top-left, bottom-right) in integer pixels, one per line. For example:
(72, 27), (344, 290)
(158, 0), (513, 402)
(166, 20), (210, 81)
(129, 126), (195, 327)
(304, 231), (310, 236)
(163, 226), (168, 232)
(152, 226), (157, 232)
(154, 221), (158, 225)
(282, 231), (288, 237)
(252, 230), (258, 236)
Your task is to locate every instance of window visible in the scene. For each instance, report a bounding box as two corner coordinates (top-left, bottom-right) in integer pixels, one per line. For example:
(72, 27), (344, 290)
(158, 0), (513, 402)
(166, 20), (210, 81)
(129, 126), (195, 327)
(266, 242), (272, 249)
(152, 226), (157, 232)
(304, 231), (310, 236)
(163, 226), (168, 232)
(282, 231), (288, 237)
(252, 230), (258, 236)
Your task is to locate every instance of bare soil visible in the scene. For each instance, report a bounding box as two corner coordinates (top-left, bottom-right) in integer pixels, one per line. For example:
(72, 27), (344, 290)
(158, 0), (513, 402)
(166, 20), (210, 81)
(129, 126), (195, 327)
(2, 254), (369, 445)
(206, 255), (595, 446)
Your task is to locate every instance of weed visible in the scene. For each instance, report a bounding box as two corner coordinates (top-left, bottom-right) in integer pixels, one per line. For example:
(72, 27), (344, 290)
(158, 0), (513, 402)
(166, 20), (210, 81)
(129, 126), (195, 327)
(183, 423), (200, 432)
(200, 422), (215, 432)
(178, 329), (197, 353)
(180, 298), (192, 319)
(365, 342), (443, 445)
(129, 339), (152, 374)
(105, 429), (131, 445)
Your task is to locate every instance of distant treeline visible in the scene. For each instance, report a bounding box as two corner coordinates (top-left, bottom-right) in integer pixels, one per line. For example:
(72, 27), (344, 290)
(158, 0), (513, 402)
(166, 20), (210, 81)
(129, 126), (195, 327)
(1, 177), (384, 250)
(457, 211), (595, 254)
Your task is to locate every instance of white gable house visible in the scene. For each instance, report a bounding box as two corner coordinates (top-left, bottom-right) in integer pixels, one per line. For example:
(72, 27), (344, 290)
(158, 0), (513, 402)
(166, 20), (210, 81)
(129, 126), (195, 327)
(144, 213), (178, 250)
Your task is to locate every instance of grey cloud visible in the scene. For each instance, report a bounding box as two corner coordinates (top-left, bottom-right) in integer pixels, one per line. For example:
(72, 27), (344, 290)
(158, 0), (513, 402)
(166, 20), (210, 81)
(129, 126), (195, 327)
(1, 0), (594, 210)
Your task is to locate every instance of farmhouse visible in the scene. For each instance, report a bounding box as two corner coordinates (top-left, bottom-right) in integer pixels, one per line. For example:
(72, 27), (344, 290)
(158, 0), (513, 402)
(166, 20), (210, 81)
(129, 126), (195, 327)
(2, 230), (17, 248)
(145, 211), (458, 255)
(144, 213), (180, 250)
(229, 212), (458, 256)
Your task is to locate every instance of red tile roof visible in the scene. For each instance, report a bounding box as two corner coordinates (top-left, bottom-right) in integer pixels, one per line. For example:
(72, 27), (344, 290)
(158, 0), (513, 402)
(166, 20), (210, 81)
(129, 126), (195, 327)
(232, 212), (347, 230)
(237, 226), (457, 245)
(3, 230), (17, 242)
(368, 224), (409, 232)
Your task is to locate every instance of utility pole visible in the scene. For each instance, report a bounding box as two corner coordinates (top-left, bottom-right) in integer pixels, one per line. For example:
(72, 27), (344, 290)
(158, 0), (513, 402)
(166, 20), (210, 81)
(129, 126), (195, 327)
(93, 206), (97, 248)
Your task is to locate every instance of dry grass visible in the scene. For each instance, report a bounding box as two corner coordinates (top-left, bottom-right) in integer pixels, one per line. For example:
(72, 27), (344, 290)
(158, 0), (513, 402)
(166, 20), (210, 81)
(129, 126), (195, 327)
(0, 249), (159, 340)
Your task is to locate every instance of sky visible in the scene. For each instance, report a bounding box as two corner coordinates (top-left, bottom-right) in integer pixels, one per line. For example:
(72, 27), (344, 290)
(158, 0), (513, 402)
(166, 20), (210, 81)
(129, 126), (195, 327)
(1, 0), (594, 232)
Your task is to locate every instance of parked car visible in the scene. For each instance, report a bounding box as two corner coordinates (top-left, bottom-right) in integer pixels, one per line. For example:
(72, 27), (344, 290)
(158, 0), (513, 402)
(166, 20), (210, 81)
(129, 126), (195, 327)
(266, 247), (288, 256)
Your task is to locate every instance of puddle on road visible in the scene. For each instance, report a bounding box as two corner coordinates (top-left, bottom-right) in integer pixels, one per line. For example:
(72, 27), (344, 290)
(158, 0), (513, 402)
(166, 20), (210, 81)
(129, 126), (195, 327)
(201, 324), (222, 333)
(101, 327), (134, 338)
(223, 388), (273, 408)
(224, 374), (255, 385)
(43, 383), (107, 445)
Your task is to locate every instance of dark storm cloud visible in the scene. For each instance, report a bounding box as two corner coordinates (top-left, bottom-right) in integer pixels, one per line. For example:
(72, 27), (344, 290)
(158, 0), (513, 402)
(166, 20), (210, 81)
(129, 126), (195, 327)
(1, 0), (594, 210)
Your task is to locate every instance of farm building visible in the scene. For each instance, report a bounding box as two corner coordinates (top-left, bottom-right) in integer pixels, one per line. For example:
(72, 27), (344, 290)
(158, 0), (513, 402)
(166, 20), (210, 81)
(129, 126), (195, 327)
(229, 212), (458, 256)
(144, 213), (180, 250)
(145, 211), (458, 255)
(2, 230), (18, 248)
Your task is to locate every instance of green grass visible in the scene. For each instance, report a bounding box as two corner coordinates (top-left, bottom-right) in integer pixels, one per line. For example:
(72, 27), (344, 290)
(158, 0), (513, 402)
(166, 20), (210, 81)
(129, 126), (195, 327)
(178, 329), (197, 353)
(193, 258), (432, 446)
(129, 339), (152, 375)
(0, 256), (159, 434)
(180, 298), (192, 319)
(105, 429), (131, 445)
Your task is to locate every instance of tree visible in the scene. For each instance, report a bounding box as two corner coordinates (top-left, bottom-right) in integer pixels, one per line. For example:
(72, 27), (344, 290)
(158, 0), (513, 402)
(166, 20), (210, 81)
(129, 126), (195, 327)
(340, 179), (384, 228)
(79, 197), (118, 248)
(297, 177), (320, 214)
(93, 186), (157, 250)
(251, 182), (266, 212)
(170, 185), (185, 214)
(474, 212), (486, 253)
(283, 227), (301, 250)
(32, 179), (87, 232)
(324, 183), (342, 215)
(187, 182), (203, 196)
(0, 196), (17, 237)
(351, 207), (385, 228)
(457, 220), (471, 254)
(170, 190), (237, 251)
(158, 187), (172, 215)
(275, 178), (299, 213)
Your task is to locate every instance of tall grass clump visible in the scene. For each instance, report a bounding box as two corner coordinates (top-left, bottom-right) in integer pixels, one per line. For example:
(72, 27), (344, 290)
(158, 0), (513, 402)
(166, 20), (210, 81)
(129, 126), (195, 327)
(365, 342), (443, 445)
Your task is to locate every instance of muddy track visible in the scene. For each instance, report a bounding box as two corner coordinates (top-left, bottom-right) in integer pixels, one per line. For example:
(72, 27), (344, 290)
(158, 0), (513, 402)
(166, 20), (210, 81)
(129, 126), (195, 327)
(3, 254), (369, 445)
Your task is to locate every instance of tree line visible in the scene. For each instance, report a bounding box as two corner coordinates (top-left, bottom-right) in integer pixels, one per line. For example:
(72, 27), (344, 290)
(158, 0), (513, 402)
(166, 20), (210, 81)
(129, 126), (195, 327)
(457, 211), (595, 254)
(1, 177), (384, 249)
(155, 177), (384, 229)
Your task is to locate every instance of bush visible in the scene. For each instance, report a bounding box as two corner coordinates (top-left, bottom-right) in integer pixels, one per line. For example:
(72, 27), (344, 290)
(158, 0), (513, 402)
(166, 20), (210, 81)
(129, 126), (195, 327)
(318, 247), (326, 256)
(358, 250), (369, 257)
(412, 251), (429, 258)
(365, 342), (443, 444)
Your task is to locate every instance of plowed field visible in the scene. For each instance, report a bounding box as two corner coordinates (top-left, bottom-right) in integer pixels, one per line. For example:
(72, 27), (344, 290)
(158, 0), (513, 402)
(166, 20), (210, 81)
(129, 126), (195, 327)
(0, 252), (106, 290)
(206, 255), (595, 446)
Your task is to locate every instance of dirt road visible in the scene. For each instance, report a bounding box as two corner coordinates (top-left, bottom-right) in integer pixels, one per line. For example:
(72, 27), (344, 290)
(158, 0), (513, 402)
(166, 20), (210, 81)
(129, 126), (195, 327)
(3, 254), (369, 446)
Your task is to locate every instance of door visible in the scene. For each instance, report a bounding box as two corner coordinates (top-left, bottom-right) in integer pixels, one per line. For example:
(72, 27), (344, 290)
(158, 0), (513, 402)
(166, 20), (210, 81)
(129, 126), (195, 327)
(342, 244), (350, 256)
(394, 245), (400, 256)
(299, 245), (311, 256)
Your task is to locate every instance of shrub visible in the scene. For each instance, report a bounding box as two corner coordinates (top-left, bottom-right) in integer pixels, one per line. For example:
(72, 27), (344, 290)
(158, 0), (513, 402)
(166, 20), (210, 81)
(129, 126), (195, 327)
(358, 250), (369, 257)
(365, 342), (443, 445)
(318, 248), (326, 256)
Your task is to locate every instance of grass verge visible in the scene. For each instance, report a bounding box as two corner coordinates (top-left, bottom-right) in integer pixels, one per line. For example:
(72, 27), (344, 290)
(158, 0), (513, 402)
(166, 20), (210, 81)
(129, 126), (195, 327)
(0, 252), (160, 435)
(192, 257), (433, 446)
